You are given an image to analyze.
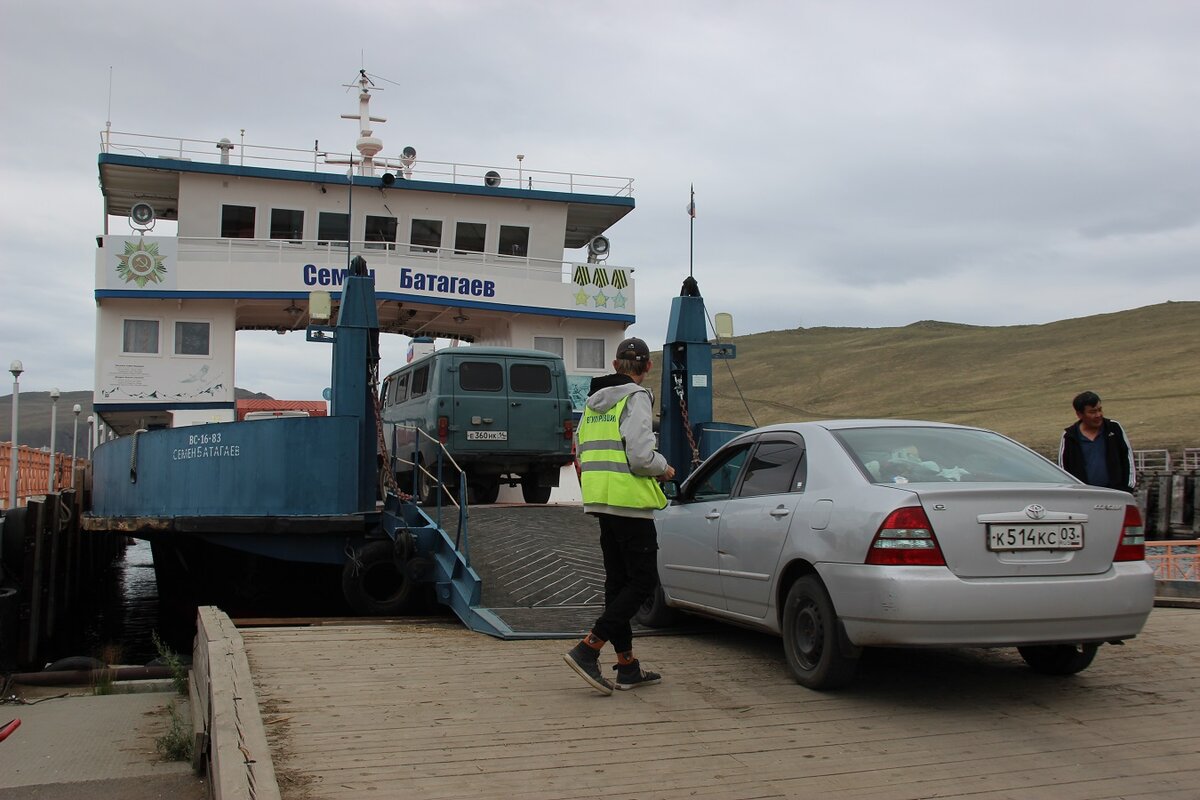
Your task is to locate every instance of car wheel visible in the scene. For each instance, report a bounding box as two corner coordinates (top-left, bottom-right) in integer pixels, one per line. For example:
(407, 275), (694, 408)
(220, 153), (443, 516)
(634, 580), (680, 628)
(781, 575), (859, 690)
(1017, 643), (1098, 676)
(417, 460), (442, 506)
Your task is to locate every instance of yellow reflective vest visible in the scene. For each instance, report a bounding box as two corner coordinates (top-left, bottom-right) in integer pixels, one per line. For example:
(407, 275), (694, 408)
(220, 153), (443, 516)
(577, 394), (667, 510)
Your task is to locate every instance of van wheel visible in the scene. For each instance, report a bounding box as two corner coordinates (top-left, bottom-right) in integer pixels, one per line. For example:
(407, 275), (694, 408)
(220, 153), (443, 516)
(520, 476), (552, 504)
(470, 479), (500, 505)
(417, 459), (448, 506)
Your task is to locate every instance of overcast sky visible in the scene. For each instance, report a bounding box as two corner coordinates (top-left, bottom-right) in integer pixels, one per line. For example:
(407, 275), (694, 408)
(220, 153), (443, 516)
(1, 0), (1197, 400)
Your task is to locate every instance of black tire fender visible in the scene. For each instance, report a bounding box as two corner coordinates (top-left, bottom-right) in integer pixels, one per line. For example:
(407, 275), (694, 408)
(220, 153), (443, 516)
(341, 539), (414, 616)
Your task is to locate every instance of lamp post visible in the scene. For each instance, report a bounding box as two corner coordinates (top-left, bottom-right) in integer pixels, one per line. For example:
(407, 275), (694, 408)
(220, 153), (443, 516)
(86, 415), (94, 459)
(8, 360), (22, 510)
(48, 388), (60, 493)
(72, 404), (81, 489)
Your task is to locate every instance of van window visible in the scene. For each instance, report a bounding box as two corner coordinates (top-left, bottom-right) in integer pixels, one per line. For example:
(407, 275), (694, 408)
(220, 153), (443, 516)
(459, 361), (503, 392)
(390, 373), (409, 405)
(511, 363), (552, 394)
(411, 365), (429, 398)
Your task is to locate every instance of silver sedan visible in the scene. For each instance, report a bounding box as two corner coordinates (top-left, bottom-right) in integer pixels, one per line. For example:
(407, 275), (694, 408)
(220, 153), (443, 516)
(641, 420), (1154, 689)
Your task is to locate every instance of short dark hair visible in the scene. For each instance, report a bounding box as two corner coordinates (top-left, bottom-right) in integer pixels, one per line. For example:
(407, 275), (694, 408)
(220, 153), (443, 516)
(1072, 391), (1101, 413)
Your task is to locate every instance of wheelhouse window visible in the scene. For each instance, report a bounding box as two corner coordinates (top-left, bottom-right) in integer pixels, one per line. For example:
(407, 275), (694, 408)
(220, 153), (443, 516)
(318, 212), (349, 247)
(576, 338), (605, 370)
(221, 205), (255, 238)
(459, 361), (504, 392)
(510, 363), (552, 394)
(533, 336), (564, 357)
(410, 218), (442, 253)
(122, 319), (160, 354)
(365, 215), (397, 250)
(498, 225), (529, 257)
(174, 321), (211, 356)
(270, 209), (304, 242)
(454, 221), (486, 254)
(738, 440), (806, 497)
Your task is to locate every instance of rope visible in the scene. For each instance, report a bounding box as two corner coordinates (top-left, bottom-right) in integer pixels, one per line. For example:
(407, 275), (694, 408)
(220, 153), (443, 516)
(343, 543), (364, 577)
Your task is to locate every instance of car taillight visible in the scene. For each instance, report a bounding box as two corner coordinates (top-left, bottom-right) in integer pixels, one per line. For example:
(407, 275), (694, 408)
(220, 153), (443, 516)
(1114, 504), (1145, 562)
(563, 419), (574, 441)
(865, 506), (946, 566)
(437, 416), (449, 443)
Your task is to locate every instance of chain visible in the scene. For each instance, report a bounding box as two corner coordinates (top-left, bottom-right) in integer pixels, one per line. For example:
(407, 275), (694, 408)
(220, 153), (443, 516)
(371, 387), (407, 500)
(672, 374), (703, 467)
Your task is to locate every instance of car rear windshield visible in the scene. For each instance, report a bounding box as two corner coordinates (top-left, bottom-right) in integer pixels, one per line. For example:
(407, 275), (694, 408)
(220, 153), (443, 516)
(832, 426), (1071, 484)
(458, 361), (503, 392)
(510, 363), (552, 394)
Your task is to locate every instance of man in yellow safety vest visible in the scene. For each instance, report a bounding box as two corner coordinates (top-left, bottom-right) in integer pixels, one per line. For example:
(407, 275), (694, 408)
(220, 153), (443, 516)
(563, 337), (675, 694)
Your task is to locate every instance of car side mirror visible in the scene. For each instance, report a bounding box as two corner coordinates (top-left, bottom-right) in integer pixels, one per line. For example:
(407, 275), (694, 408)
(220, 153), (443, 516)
(661, 480), (680, 501)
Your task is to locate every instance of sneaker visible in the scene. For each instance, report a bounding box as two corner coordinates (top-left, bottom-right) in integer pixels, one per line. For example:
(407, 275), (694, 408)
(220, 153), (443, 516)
(612, 659), (662, 690)
(563, 642), (613, 695)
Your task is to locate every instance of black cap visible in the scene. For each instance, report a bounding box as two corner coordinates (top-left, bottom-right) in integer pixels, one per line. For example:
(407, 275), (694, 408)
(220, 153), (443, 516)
(615, 337), (650, 363)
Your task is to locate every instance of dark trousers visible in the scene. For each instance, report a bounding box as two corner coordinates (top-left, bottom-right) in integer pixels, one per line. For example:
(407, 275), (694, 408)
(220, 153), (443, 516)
(591, 514), (659, 653)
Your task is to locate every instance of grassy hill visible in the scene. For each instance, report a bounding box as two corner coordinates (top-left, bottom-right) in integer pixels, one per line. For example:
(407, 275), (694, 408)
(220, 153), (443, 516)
(648, 300), (1200, 458)
(3, 302), (1197, 458)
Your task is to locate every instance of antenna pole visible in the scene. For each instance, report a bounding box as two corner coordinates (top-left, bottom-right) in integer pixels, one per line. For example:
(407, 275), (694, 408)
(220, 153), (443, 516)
(688, 184), (696, 279)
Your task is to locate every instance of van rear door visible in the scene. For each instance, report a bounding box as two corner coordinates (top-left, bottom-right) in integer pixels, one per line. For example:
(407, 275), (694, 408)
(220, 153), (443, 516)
(449, 355), (509, 452)
(505, 355), (566, 455)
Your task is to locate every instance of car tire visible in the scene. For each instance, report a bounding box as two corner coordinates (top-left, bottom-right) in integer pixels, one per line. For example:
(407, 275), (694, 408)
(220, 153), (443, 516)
(781, 575), (859, 690)
(634, 580), (680, 628)
(1017, 643), (1098, 676)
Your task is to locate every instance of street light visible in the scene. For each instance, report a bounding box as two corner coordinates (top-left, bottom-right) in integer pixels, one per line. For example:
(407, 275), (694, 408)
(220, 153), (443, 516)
(86, 415), (94, 459)
(72, 404), (81, 489)
(8, 360), (22, 510)
(48, 388), (60, 493)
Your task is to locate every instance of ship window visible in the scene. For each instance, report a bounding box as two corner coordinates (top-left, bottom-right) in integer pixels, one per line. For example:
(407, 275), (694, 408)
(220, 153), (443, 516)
(122, 319), (160, 354)
(577, 338), (605, 369)
(454, 221), (486, 254)
(459, 361), (503, 392)
(174, 321), (210, 356)
(270, 209), (304, 243)
(511, 364), (552, 394)
(221, 205), (256, 239)
(498, 225), (529, 257)
(365, 215), (397, 250)
(533, 336), (563, 357)
(318, 212), (349, 247)
(410, 219), (442, 253)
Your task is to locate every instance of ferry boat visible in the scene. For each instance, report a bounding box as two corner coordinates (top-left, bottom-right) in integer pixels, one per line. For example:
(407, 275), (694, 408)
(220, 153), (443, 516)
(85, 72), (643, 614)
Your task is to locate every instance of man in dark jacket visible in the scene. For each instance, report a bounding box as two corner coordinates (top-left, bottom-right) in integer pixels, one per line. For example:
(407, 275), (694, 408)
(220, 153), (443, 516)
(1057, 391), (1136, 493)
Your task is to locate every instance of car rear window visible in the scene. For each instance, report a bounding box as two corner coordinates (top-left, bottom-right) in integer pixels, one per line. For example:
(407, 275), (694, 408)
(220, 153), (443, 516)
(832, 426), (1070, 484)
(459, 361), (503, 392)
(510, 363), (552, 394)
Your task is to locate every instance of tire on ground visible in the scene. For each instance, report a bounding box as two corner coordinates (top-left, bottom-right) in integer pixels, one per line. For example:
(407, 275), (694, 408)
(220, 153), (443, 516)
(780, 574), (859, 690)
(1017, 643), (1099, 675)
(634, 580), (680, 628)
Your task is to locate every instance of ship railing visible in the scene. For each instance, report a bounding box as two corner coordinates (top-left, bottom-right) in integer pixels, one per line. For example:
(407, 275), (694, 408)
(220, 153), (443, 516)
(387, 425), (472, 563)
(1145, 540), (1200, 582)
(100, 130), (635, 197)
(171, 236), (633, 286)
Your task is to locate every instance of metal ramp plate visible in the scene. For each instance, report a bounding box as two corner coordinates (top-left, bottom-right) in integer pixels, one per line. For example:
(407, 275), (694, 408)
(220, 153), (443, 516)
(437, 504), (657, 639)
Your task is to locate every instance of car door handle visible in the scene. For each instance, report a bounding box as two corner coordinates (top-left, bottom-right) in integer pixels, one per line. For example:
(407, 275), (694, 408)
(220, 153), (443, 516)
(770, 506), (791, 518)
(511, 402), (522, 407)
(705, 511), (721, 520)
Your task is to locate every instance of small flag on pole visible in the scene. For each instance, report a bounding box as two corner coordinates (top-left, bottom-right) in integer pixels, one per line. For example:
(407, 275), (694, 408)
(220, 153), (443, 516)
(687, 185), (696, 218)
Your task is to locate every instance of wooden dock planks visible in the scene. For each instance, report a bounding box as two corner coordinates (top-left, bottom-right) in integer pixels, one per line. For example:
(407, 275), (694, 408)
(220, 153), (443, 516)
(241, 609), (1200, 799)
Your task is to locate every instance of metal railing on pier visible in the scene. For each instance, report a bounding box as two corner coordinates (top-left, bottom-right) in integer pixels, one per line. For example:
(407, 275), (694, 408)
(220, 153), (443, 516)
(0, 444), (88, 510)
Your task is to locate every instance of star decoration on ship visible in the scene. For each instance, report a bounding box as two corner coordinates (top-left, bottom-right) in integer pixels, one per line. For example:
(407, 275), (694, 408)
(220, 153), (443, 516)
(115, 239), (168, 287)
(613, 292), (627, 309)
(593, 292), (608, 308)
(575, 288), (590, 306)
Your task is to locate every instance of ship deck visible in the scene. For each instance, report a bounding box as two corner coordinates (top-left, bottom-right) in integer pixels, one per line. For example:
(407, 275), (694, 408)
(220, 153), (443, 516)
(219, 606), (1200, 800)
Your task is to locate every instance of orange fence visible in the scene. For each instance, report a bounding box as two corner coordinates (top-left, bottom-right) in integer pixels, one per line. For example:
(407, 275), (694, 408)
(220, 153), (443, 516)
(0, 442), (86, 510)
(1145, 540), (1200, 582)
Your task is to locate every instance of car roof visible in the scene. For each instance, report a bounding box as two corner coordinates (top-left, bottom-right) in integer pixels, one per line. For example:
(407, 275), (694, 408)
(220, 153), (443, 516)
(727, 419), (984, 445)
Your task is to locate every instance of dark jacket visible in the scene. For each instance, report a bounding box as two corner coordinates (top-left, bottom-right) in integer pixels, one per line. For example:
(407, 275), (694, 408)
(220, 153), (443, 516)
(1057, 418), (1136, 492)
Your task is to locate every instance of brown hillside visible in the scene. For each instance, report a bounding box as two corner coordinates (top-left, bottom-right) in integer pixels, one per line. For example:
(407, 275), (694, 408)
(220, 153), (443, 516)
(651, 301), (1200, 458)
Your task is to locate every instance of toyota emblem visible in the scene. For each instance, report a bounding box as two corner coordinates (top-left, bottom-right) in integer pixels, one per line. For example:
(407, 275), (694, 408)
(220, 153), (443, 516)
(1024, 504), (1047, 520)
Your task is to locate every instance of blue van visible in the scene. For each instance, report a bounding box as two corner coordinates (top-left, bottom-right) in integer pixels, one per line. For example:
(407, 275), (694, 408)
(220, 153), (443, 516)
(380, 346), (575, 504)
